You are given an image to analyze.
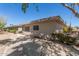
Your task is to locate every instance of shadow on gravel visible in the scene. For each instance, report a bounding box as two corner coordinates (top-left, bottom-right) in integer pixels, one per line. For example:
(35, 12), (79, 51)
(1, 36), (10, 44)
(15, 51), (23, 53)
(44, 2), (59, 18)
(11, 36), (31, 44)
(7, 42), (45, 56)
(68, 46), (79, 55)
(4, 36), (79, 56)
(0, 39), (12, 45)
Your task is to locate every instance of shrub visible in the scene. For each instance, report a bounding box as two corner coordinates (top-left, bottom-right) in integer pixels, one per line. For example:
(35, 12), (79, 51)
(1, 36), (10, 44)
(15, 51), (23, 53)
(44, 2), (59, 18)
(51, 33), (59, 40)
(56, 33), (65, 42)
(63, 35), (76, 45)
(58, 33), (76, 45)
(51, 33), (76, 45)
(63, 27), (68, 33)
(9, 29), (17, 33)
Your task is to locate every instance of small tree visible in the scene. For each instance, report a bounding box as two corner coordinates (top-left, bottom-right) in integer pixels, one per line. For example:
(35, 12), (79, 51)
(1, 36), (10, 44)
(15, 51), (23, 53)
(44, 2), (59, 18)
(0, 22), (5, 29)
(0, 17), (6, 31)
(63, 26), (68, 33)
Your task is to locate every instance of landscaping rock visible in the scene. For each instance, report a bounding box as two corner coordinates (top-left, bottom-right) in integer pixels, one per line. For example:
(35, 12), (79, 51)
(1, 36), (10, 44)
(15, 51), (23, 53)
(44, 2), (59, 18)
(0, 33), (79, 56)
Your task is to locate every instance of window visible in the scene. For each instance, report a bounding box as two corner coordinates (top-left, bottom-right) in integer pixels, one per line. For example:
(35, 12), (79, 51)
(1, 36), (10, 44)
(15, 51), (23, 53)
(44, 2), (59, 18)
(33, 25), (39, 30)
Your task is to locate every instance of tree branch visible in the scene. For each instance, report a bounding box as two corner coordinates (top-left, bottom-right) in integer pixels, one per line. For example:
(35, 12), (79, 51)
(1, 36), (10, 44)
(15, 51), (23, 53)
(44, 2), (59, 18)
(62, 3), (79, 18)
(62, 3), (77, 14)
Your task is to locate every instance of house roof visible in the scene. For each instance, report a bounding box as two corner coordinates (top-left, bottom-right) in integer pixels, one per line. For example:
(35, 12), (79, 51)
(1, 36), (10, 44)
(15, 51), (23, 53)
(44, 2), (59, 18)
(30, 16), (66, 26)
(5, 16), (66, 28)
(4, 24), (22, 29)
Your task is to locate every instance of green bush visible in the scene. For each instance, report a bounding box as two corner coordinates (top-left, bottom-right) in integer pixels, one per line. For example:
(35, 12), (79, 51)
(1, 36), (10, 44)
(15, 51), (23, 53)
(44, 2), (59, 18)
(51, 33), (76, 45)
(9, 29), (17, 33)
(56, 33), (65, 42)
(63, 27), (68, 33)
(64, 36), (76, 45)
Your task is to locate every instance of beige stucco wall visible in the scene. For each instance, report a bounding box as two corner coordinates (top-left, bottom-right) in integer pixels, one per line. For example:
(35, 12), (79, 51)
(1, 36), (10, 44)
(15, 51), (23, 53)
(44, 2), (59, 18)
(17, 27), (22, 31)
(29, 21), (64, 34)
(23, 21), (64, 34)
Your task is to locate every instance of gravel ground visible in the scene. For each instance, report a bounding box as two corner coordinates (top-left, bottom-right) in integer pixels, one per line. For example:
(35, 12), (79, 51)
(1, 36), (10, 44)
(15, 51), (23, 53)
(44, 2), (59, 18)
(0, 33), (79, 56)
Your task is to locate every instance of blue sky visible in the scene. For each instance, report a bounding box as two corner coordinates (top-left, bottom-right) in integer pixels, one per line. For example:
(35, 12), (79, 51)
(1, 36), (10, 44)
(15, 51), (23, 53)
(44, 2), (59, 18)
(0, 3), (79, 27)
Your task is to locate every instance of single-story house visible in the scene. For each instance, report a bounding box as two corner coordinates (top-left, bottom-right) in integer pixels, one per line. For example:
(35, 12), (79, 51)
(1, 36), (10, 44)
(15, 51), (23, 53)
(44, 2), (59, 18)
(22, 16), (66, 34)
(71, 27), (79, 34)
(4, 16), (66, 35)
(4, 24), (23, 32)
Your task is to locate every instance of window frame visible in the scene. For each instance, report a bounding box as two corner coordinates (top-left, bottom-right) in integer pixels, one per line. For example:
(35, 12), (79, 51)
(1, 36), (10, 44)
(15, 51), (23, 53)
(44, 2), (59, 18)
(33, 25), (39, 31)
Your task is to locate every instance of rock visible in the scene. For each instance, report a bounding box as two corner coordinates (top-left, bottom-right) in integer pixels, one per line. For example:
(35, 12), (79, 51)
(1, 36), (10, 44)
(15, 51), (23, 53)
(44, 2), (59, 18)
(0, 33), (79, 56)
(75, 40), (79, 45)
(59, 51), (67, 56)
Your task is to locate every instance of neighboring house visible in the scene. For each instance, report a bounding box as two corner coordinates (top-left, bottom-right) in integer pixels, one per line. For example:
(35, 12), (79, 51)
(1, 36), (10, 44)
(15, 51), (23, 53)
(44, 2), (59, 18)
(72, 27), (79, 34)
(22, 16), (66, 34)
(4, 25), (22, 32)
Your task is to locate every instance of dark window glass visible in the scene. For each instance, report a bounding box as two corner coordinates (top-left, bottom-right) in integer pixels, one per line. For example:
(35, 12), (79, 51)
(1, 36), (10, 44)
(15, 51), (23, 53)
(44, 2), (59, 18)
(33, 25), (39, 30)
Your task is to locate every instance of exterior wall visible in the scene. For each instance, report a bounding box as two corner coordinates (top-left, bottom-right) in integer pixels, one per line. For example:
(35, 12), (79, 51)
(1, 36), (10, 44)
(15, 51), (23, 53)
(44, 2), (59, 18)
(22, 20), (64, 35)
(17, 27), (22, 32)
(24, 21), (64, 34)
(22, 25), (31, 32)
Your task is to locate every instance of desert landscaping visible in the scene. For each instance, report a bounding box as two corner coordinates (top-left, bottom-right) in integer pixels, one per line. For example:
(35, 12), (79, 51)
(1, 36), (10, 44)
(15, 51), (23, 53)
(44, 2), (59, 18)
(0, 32), (79, 56)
